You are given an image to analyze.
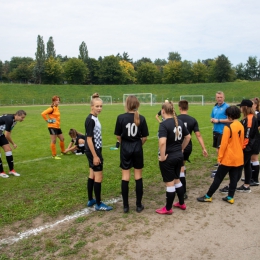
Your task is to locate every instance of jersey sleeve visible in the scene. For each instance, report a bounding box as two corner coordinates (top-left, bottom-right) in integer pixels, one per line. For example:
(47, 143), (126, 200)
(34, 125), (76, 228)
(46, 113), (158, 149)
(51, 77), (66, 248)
(140, 117), (149, 137)
(41, 107), (54, 121)
(85, 118), (95, 137)
(4, 116), (14, 132)
(114, 115), (122, 136)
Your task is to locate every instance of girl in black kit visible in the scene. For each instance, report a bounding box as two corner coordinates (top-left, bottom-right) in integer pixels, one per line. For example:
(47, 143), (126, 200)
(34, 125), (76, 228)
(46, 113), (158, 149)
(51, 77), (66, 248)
(85, 93), (112, 211)
(156, 101), (191, 215)
(63, 128), (85, 155)
(114, 95), (149, 213)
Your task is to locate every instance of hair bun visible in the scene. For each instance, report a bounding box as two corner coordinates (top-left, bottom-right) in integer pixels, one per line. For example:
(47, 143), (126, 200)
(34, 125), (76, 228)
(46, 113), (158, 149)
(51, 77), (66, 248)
(92, 93), (99, 99)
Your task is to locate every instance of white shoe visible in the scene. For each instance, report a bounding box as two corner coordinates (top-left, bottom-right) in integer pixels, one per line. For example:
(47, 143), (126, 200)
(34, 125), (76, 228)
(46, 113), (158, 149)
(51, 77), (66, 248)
(9, 170), (20, 176)
(76, 152), (83, 155)
(0, 172), (9, 178)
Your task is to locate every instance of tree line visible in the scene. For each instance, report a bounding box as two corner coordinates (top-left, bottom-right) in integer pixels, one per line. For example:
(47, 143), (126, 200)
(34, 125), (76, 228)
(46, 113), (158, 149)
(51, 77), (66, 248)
(0, 35), (259, 85)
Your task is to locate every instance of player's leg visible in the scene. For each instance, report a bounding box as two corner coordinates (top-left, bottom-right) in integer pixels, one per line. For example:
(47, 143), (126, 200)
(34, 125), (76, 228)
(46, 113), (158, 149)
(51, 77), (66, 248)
(57, 131), (65, 153)
(122, 169), (131, 213)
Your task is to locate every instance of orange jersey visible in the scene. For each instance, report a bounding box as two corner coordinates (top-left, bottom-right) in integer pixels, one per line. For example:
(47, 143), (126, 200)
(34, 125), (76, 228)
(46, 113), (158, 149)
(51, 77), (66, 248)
(41, 106), (61, 129)
(218, 120), (244, 167)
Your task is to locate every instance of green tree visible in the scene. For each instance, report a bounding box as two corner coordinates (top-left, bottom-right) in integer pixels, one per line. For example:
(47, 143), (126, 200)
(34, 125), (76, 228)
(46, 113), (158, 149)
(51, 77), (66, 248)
(34, 35), (46, 83)
(134, 57), (152, 70)
(168, 52), (181, 62)
(154, 58), (167, 66)
(136, 62), (160, 84)
(206, 59), (217, 82)
(63, 58), (88, 84)
(235, 63), (246, 80)
(180, 60), (193, 84)
(162, 60), (182, 84)
(44, 57), (63, 84)
(46, 36), (56, 59)
(9, 57), (33, 72)
(78, 41), (88, 64)
(191, 60), (208, 83)
(117, 52), (133, 63)
(214, 54), (233, 82)
(86, 58), (100, 84)
(245, 56), (258, 80)
(0, 60), (3, 80)
(9, 62), (33, 83)
(99, 55), (123, 84)
(57, 54), (69, 63)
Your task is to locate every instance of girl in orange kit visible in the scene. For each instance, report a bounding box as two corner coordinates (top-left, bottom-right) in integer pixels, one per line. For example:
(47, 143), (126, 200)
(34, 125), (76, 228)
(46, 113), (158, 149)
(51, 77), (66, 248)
(41, 95), (65, 159)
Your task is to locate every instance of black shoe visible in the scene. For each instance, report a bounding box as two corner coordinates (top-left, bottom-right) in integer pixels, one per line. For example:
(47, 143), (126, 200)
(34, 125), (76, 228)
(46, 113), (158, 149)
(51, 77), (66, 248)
(219, 185), (229, 193)
(250, 181), (259, 186)
(123, 206), (129, 213)
(184, 193), (188, 200)
(136, 205), (144, 213)
(236, 185), (251, 193)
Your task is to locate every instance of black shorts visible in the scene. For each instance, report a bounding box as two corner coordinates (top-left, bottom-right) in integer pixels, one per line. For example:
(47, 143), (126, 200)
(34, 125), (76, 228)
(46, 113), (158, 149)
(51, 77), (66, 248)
(120, 140), (143, 170)
(183, 146), (192, 161)
(85, 148), (103, 172)
(159, 155), (183, 182)
(252, 139), (260, 155)
(0, 135), (9, 146)
(213, 132), (222, 148)
(48, 128), (63, 135)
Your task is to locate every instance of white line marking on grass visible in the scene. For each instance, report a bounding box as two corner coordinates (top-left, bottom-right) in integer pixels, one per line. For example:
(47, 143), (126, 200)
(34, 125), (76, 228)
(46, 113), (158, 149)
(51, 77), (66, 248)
(0, 197), (121, 247)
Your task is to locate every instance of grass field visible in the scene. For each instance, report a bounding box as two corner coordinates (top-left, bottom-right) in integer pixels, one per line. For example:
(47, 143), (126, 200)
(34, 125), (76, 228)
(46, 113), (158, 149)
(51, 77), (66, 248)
(0, 103), (217, 229)
(0, 81), (260, 105)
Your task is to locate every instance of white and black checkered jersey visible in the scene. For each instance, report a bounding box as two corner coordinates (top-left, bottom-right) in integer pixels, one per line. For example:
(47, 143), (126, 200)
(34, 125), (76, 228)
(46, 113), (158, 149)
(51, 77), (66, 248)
(114, 113), (149, 142)
(85, 114), (102, 150)
(0, 114), (17, 135)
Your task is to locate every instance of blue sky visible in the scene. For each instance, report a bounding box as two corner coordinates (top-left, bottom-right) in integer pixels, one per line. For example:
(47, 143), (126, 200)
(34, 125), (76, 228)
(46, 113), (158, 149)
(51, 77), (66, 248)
(1, 0), (259, 66)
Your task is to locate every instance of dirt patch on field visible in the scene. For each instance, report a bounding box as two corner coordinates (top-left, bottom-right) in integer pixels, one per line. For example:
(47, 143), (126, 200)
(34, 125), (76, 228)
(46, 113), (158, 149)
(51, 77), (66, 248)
(1, 174), (260, 259)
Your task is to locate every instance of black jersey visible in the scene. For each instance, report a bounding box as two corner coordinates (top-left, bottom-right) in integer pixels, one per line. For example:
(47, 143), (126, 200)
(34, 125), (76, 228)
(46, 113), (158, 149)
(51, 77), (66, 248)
(71, 133), (85, 146)
(114, 113), (149, 142)
(0, 114), (17, 135)
(85, 114), (102, 150)
(255, 111), (260, 140)
(158, 118), (189, 156)
(177, 114), (199, 148)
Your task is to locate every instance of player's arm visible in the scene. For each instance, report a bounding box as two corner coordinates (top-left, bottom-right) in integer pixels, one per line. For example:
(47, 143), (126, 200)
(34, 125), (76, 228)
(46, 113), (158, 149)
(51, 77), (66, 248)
(195, 131), (208, 157)
(211, 118), (231, 124)
(141, 136), (147, 145)
(158, 137), (167, 161)
(155, 114), (161, 123)
(41, 108), (56, 123)
(64, 142), (76, 153)
(5, 131), (17, 149)
(116, 135), (121, 144)
(87, 136), (100, 165)
(182, 134), (191, 152)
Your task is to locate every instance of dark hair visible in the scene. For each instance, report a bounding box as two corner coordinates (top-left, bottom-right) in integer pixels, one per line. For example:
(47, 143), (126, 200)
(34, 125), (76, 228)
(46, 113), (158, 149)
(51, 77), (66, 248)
(68, 128), (83, 138)
(15, 110), (27, 116)
(178, 100), (188, 110)
(225, 106), (241, 120)
(125, 95), (140, 126)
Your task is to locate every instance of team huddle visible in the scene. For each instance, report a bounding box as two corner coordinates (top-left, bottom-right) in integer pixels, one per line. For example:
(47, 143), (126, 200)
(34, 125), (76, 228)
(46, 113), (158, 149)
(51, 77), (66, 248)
(1, 91), (259, 215)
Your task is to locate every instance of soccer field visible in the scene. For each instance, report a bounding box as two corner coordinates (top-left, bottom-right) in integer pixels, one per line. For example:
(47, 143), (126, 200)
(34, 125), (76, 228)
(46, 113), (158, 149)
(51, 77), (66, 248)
(0, 104), (215, 228)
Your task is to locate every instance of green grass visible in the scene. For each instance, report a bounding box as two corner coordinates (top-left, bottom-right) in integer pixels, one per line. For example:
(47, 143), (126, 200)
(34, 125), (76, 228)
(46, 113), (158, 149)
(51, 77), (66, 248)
(0, 81), (260, 105)
(0, 103), (216, 229)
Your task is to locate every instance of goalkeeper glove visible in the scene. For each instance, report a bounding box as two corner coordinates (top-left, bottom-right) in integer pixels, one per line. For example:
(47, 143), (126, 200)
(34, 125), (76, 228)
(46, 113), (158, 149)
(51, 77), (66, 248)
(47, 119), (56, 123)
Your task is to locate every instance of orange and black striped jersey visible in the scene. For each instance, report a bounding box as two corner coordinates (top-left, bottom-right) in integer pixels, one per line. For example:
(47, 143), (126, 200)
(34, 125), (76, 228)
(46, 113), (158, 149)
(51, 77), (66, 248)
(218, 120), (244, 167)
(41, 106), (61, 129)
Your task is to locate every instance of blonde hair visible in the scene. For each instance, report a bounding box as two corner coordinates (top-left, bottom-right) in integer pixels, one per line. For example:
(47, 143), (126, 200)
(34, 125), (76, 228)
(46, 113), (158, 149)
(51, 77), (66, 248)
(125, 95), (140, 126)
(251, 97), (259, 112)
(91, 93), (102, 106)
(241, 106), (255, 119)
(162, 101), (179, 136)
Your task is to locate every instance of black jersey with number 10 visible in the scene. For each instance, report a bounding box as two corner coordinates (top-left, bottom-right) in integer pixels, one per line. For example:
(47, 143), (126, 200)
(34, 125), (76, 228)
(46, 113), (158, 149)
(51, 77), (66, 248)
(114, 113), (149, 141)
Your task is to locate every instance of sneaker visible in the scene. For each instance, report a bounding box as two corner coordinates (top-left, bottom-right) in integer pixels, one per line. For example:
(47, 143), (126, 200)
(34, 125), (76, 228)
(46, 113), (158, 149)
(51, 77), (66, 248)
(173, 202), (186, 210)
(87, 199), (96, 207)
(95, 202), (113, 211)
(241, 178), (245, 181)
(219, 185), (229, 193)
(236, 185), (251, 193)
(222, 196), (234, 204)
(52, 156), (61, 160)
(213, 163), (219, 167)
(250, 181), (259, 186)
(136, 204), (144, 213)
(197, 195), (212, 202)
(123, 206), (129, 213)
(9, 170), (20, 177)
(75, 152), (83, 155)
(184, 193), (188, 200)
(0, 172), (9, 178)
(155, 206), (173, 215)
